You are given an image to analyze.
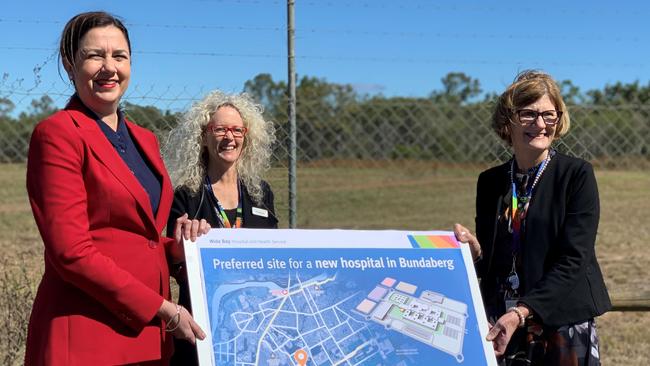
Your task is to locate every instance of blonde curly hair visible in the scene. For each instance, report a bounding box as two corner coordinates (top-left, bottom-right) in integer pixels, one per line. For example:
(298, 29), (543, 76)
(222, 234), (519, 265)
(163, 90), (276, 204)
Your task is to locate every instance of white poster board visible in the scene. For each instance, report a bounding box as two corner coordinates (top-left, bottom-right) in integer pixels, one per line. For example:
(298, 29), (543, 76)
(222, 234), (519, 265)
(184, 229), (496, 366)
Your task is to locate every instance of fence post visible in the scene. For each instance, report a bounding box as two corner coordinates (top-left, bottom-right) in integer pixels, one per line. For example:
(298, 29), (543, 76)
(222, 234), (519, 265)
(287, 0), (297, 228)
(610, 291), (650, 312)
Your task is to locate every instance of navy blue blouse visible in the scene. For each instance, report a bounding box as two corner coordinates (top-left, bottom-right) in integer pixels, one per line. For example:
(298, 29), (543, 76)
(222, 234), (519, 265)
(94, 111), (162, 215)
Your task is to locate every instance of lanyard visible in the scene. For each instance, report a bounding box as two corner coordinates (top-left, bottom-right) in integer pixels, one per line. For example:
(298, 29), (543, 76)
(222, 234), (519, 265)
(508, 154), (551, 252)
(504, 153), (551, 295)
(205, 176), (243, 228)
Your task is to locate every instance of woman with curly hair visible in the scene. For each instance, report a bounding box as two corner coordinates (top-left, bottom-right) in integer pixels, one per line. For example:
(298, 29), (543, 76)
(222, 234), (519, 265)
(163, 90), (278, 364)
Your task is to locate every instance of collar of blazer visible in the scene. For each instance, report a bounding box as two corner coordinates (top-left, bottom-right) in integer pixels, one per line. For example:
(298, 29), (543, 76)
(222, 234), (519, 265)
(63, 97), (172, 238)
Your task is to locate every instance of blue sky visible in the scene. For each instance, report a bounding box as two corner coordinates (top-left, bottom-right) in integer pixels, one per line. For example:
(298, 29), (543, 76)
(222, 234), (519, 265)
(1, 0), (649, 111)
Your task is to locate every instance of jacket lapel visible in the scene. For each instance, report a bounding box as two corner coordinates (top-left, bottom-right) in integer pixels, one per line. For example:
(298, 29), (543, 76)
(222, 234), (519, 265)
(241, 185), (252, 225)
(65, 100), (159, 236)
(241, 184), (277, 228)
(126, 120), (172, 232)
(486, 162), (510, 276)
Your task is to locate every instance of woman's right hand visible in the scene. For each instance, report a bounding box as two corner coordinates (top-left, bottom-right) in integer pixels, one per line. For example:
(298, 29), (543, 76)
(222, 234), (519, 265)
(485, 310), (521, 357)
(169, 213), (211, 264)
(453, 223), (482, 261)
(174, 213), (211, 244)
(158, 299), (206, 344)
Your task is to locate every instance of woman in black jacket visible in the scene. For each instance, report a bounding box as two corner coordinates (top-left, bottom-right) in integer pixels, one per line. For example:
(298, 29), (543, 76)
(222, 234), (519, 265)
(163, 90), (278, 365)
(454, 71), (610, 365)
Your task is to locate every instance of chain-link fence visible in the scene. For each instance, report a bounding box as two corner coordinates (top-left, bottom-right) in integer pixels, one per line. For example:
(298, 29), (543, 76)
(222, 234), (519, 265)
(2, 82), (649, 170)
(4, 80), (649, 229)
(3, 81), (649, 229)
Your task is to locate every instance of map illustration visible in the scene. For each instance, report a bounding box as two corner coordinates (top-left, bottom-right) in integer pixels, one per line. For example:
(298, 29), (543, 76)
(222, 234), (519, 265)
(356, 277), (467, 362)
(210, 272), (379, 365)
(187, 230), (496, 366)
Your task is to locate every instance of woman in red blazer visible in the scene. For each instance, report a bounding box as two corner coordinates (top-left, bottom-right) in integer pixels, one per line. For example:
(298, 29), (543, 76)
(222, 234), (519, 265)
(26, 12), (206, 365)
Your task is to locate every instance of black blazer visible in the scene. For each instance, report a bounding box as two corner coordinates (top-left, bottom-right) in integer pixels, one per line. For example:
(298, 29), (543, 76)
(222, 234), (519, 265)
(166, 179), (278, 233)
(166, 179), (278, 366)
(475, 152), (611, 327)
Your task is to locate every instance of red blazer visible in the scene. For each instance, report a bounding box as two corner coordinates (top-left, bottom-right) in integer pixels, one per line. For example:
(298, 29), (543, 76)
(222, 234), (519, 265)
(25, 98), (175, 365)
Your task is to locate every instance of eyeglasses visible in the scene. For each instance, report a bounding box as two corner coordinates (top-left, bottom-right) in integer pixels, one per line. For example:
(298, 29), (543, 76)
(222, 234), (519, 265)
(207, 125), (248, 138)
(514, 109), (562, 125)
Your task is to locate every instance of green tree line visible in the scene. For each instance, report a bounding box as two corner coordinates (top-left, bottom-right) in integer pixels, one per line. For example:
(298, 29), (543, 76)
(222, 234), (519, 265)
(1, 72), (649, 164)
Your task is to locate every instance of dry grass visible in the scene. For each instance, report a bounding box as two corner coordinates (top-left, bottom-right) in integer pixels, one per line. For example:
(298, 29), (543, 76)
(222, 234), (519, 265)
(2, 163), (648, 365)
(0, 164), (41, 365)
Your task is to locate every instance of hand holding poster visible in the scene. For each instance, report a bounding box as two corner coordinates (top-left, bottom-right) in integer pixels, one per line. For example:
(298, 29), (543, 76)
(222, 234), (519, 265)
(185, 229), (496, 366)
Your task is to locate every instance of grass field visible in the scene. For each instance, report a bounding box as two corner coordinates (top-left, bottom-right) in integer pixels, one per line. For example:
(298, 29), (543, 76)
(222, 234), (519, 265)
(1, 163), (648, 364)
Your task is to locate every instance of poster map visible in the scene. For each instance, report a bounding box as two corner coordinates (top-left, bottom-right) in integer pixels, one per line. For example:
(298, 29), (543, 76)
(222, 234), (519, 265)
(185, 229), (496, 366)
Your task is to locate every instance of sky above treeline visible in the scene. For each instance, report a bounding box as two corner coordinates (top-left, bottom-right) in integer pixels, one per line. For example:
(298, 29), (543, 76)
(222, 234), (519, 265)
(2, 0), (649, 111)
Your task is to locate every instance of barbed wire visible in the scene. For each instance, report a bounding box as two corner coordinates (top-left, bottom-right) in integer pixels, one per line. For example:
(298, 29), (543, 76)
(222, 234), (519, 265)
(1, 18), (646, 43)
(185, 1), (648, 16)
(0, 46), (647, 69)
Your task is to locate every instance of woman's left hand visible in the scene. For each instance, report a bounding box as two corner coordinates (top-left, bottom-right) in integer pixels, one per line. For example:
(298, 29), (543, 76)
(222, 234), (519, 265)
(453, 223), (482, 261)
(486, 311), (521, 357)
(170, 213), (211, 263)
(158, 300), (206, 344)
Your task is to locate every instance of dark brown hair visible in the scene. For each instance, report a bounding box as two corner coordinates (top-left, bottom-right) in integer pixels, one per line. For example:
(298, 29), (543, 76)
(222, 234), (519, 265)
(59, 11), (131, 71)
(492, 70), (570, 144)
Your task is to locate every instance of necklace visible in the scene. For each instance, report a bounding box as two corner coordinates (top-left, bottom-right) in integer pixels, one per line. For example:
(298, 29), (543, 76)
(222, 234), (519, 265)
(508, 153), (552, 237)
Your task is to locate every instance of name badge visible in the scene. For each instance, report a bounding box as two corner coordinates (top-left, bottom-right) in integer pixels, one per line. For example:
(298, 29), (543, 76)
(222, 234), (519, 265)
(252, 207), (268, 218)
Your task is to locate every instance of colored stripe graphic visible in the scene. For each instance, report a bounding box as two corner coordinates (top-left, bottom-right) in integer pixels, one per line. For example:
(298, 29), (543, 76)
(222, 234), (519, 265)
(408, 235), (460, 249)
(407, 235), (419, 248)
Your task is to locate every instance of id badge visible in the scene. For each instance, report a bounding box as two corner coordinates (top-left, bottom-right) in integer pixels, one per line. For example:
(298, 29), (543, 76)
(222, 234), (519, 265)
(252, 207), (269, 218)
